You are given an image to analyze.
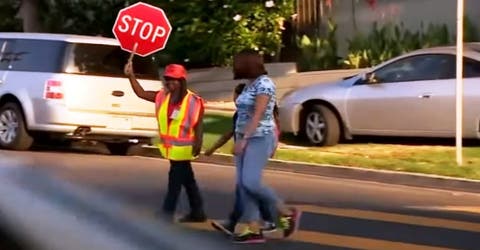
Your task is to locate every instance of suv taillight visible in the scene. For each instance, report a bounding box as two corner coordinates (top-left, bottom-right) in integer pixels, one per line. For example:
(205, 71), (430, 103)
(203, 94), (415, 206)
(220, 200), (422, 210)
(44, 80), (64, 99)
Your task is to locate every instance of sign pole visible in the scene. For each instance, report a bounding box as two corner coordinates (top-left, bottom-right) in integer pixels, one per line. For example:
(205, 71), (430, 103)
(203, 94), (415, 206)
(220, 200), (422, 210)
(455, 0), (464, 166)
(128, 43), (138, 63)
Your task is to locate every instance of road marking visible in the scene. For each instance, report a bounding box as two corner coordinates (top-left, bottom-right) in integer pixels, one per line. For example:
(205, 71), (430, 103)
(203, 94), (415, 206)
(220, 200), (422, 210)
(182, 220), (454, 250)
(407, 206), (480, 215)
(122, 205), (466, 250)
(293, 231), (454, 250)
(297, 205), (480, 233)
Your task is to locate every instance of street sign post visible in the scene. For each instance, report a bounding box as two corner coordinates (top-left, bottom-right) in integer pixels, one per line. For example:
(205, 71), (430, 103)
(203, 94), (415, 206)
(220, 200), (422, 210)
(456, 0), (464, 166)
(113, 2), (172, 58)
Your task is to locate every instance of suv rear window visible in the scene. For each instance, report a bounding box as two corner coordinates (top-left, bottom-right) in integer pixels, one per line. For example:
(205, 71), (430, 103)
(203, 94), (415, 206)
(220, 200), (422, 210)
(6, 39), (66, 72)
(63, 43), (159, 80)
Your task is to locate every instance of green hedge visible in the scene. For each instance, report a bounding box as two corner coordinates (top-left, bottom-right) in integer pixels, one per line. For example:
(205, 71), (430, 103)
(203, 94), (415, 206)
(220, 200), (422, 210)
(297, 16), (479, 72)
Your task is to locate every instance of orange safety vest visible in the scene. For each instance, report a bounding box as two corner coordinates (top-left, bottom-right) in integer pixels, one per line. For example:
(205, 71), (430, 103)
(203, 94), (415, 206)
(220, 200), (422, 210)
(155, 90), (203, 161)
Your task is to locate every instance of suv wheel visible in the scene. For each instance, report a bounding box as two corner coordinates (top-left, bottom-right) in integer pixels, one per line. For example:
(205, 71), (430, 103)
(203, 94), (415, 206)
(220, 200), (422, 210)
(302, 104), (340, 146)
(106, 143), (131, 156)
(0, 103), (34, 150)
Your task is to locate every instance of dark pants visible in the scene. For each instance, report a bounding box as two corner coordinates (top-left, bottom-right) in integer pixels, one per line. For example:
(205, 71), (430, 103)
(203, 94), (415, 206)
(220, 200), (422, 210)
(162, 160), (205, 217)
(229, 184), (273, 226)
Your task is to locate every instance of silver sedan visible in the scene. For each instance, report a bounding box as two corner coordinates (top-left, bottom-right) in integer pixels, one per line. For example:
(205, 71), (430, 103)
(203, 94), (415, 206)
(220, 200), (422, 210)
(279, 44), (480, 146)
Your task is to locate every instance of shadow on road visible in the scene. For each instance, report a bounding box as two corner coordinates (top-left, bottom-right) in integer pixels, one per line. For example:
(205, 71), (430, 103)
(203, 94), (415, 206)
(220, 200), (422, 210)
(30, 141), (108, 155)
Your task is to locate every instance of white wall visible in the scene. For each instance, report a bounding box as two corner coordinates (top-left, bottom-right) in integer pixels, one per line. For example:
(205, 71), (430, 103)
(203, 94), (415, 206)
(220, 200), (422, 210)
(332, 0), (480, 55)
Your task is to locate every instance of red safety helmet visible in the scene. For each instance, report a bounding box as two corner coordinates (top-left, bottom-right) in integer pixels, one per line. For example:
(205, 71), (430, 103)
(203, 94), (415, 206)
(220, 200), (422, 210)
(163, 64), (187, 80)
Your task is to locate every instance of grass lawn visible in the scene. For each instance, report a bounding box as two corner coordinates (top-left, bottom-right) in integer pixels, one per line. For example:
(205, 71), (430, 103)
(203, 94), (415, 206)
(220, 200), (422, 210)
(201, 112), (480, 180)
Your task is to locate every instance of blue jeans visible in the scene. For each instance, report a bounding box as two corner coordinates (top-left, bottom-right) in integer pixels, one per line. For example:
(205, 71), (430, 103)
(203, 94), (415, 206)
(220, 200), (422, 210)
(235, 132), (280, 222)
(228, 184), (273, 225)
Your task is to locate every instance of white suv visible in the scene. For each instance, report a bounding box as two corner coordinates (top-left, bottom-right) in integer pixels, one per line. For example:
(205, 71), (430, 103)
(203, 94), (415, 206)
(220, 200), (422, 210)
(0, 33), (162, 155)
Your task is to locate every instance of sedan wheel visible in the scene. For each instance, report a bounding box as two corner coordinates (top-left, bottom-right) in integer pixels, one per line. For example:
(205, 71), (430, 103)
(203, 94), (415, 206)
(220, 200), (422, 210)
(302, 104), (340, 146)
(305, 112), (326, 144)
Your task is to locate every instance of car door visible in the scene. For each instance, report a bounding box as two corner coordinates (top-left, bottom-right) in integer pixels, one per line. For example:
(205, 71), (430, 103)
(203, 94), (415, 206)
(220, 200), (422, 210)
(462, 57), (480, 138)
(345, 54), (455, 136)
(403, 55), (480, 137)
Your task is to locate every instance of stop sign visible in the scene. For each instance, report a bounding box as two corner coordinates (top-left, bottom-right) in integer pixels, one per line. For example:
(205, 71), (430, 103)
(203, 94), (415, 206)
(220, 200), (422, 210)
(112, 2), (172, 57)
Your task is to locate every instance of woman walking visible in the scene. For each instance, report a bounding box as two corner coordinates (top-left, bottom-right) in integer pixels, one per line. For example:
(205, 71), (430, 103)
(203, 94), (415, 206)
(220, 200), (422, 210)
(231, 50), (301, 244)
(207, 83), (277, 236)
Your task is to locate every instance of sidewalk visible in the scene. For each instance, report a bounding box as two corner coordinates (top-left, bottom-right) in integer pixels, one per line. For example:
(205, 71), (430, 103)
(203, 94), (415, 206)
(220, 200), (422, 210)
(204, 101), (235, 112)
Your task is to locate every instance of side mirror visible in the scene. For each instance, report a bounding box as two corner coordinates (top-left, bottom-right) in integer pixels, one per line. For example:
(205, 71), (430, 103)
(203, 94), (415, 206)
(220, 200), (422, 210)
(364, 72), (379, 84)
(359, 72), (367, 81)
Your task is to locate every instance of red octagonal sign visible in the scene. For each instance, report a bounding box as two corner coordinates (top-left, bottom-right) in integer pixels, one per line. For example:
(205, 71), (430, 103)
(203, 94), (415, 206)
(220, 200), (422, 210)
(113, 2), (172, 57)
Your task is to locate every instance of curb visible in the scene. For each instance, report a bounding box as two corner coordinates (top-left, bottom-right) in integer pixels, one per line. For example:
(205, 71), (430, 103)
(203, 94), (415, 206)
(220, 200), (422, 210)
(139, 147), (480, 194)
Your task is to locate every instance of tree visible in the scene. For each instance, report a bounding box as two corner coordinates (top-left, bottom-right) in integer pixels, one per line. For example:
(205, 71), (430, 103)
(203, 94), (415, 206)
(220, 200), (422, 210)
(0, 0), (22, 32)
(156, 0), (295, 66)
(9, 0), (294, 67)
(18, 0), (43, 32)
(38, 0), (126, 36)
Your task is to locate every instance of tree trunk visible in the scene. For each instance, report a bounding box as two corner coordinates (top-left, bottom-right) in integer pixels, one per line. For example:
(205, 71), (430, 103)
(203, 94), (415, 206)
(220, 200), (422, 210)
(17, 0), (43, 32)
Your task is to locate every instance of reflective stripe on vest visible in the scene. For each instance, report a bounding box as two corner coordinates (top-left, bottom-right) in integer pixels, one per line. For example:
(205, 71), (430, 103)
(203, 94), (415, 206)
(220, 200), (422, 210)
(155, 90), (201, 160)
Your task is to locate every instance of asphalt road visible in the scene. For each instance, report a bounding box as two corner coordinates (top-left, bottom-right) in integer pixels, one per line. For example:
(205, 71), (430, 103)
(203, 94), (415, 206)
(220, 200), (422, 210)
(2, 149), (480, 250)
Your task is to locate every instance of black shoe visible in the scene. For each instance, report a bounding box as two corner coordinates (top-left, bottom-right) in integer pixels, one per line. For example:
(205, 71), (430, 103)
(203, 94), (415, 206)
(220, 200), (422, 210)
(155, 210), (174, 222)
(233, 229), (266, 244)
(177, 213), (207, 223)
(211, 220), (235, 236)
